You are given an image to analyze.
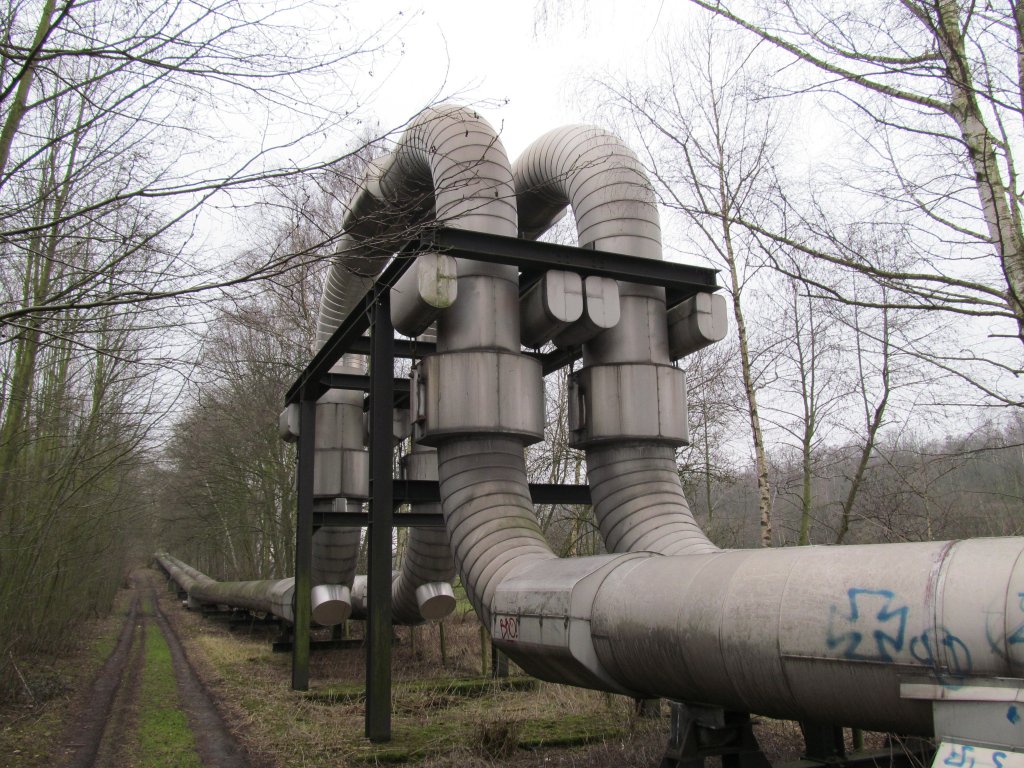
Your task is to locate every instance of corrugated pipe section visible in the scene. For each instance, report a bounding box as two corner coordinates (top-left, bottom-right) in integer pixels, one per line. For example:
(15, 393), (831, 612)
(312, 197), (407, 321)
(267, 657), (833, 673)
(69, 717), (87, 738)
(513, 126), (716, 557)
(319, 104), (522, 623)
(437, 438), (555, 626)
(393, 445), (456, 624)
(366, 107), (558, 628)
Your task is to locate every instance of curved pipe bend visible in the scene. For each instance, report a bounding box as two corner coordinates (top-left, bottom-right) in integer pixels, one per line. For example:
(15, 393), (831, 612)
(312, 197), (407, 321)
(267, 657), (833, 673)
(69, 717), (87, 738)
(513, 125), (716, 557)
(321, 104), (523, 624)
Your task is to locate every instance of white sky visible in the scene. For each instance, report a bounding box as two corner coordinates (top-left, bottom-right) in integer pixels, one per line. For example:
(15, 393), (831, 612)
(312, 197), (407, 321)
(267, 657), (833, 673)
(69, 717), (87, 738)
(348, 1), (694, 158)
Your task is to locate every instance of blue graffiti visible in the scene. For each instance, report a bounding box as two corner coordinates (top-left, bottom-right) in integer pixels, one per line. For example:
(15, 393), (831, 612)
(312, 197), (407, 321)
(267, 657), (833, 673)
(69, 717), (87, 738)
(994, 753), (1008, 768)
(827, 588), (908, 661)
(1008, 705), (1021, 725)
(943, 744), (976, 768)
(1007, 592), (1024, 645)
(909, 627), (972, 677)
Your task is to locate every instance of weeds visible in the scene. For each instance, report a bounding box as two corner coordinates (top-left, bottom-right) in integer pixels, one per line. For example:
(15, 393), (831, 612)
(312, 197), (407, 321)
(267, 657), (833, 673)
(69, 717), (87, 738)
(136, 624), (201, 768)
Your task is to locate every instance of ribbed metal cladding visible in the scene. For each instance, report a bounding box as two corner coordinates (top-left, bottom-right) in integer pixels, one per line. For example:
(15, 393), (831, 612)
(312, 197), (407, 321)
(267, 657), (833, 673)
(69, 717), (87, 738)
(585, 445), (716, 556)
(515, 125), (661, 260)
(391, 446), (456, 624)
(312, 523), (361, 586)
(513, 126), (713, 557)
(320, 105), (525, 624)
(369, 107), (560, 628)
(437, 437), (555, 625)
(391, 527), (455, 623)
(313, 230), (378, 609)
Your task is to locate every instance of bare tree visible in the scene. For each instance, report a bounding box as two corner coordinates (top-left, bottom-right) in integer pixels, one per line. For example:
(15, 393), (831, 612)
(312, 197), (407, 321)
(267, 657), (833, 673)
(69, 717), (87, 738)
(591, 22), (784, 545)
(677, 338), (744, 529)
(765, 275), (847, 545)
(686, 0), (1024, 406)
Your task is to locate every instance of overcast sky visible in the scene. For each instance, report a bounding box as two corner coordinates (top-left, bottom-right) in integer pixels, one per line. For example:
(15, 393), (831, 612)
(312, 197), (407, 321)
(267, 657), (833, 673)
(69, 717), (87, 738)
(348, 1), (695, 158)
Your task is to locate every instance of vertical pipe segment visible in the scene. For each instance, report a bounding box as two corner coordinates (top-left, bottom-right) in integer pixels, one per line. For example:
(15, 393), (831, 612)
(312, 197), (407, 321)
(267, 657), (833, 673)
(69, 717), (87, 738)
(513, 126), (717, 557)
(392, 444), (456, 625)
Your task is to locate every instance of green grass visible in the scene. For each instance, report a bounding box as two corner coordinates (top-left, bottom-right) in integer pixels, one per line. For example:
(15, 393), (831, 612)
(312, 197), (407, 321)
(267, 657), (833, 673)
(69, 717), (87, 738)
(307, 675), (538, 705)
(137, 625), (201, 768)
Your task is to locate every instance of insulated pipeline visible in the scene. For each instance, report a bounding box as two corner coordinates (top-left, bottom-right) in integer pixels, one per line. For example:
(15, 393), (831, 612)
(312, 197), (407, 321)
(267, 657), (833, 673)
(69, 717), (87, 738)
(157, 553), (301, 625)
(313, 108), (1024, 738)
(323, 105), (525, 623)
(585, 445), (716, 556)
(513, 126), (712, 557)
(392, 446), (456, 624)
(156, 553), (213, 594)
(436, 438), (555, 626)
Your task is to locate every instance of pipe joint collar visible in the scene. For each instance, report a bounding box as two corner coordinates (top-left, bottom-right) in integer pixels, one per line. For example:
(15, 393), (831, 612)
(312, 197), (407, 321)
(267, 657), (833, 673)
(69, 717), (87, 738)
(314, 448), (369, 498)
(568, 363), (688, 448)
(491, 553), (648, 695)
(411, 352), (544, 446)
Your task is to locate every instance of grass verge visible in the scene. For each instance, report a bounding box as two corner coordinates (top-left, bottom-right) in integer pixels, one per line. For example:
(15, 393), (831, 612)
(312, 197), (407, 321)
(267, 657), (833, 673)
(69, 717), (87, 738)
(136, 623), (201, 768)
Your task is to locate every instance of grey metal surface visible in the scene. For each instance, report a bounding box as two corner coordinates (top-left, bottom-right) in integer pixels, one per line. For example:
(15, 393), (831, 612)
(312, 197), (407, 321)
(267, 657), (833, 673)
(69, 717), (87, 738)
(667, 292), (728, 360)
(903, 678), (1024, 748)
(588, 539), (1024, 734)
(391, 444), (457, 624)
(284, 106), (1024, 741)
(411, 351), (545, 445)
(311, 583), (352, 626)
(519, 270), (583, 347)
(191, 576), (297, 624)
(390, 253), (457, 337)
(512, 125), (716, 558)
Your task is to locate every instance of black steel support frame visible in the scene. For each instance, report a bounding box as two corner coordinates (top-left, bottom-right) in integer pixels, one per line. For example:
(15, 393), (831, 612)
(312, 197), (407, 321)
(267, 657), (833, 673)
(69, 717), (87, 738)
(285, 227), (720, 742)
(366, 284), (394, 741)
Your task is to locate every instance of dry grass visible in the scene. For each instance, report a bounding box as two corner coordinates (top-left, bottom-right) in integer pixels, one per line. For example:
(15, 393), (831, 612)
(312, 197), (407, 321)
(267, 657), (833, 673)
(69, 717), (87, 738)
(0, 583), (133, 767)
(157, 573), (903, 768)
(0, 573), (901, 768)
(163, 589), (670, 767)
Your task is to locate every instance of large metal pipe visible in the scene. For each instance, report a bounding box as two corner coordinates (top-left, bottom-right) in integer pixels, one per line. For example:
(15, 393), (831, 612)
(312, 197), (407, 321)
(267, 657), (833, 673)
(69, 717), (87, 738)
(156, 552), (213, 596)
(357, 108), (1024, 737)
(309, 106), (520, 624)
(513, 126), (716, 558)
(393, 445), (456, 624)
(157, 552), (300, 624)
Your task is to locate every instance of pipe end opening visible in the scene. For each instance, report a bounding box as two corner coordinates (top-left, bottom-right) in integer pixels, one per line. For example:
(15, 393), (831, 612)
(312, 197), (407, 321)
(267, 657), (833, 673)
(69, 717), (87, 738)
(416, 582), (457, 621)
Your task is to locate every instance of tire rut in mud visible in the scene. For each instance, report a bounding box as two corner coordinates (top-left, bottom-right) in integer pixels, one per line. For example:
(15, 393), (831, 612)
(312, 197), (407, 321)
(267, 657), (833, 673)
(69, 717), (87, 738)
(59, 571), (252, 768)
(150, 587), (251, 768)
(61, 591), (141, 768)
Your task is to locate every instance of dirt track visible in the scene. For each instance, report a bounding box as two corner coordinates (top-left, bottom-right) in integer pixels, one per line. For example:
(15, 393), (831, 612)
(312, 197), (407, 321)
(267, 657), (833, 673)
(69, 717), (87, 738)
(59, 570), (251, 768)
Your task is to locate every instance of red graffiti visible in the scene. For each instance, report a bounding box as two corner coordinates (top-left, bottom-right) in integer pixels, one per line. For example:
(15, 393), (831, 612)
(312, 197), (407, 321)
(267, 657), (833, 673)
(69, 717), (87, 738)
(498, 616), (519, 641)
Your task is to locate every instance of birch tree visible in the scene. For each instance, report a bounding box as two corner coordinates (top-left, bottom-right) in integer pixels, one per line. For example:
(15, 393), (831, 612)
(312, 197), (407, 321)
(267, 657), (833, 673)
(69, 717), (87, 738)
(592, 23), (784, 546)
(687, 0), (1024, 406)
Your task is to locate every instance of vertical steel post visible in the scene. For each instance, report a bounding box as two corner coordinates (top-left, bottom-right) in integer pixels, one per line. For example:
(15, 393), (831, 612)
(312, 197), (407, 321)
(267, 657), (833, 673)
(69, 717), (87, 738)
(366, 289), (394, 741)
(291, 395), (315, 691)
